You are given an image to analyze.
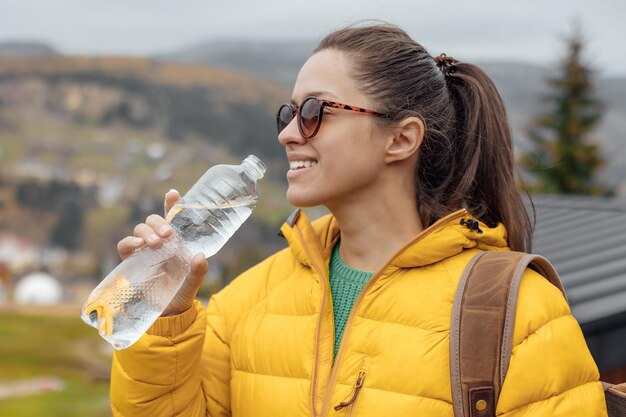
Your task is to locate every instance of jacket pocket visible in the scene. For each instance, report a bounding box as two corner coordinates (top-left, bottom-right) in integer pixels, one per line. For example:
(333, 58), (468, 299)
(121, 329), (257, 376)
(334, 357), (371, 416)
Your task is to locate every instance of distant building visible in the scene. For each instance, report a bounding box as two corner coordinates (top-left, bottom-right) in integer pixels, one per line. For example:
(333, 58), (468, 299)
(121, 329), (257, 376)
(529, 194), (626, 383)
(0, 234), (38, 273)
(14, 272), (63, 305)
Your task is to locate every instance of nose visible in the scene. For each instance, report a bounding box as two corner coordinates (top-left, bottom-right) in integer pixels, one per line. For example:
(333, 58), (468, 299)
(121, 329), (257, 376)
(278, 116), (306, 147)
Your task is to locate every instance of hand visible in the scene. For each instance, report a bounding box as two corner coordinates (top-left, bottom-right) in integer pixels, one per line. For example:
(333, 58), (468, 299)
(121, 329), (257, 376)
(116, 189), (209, 316)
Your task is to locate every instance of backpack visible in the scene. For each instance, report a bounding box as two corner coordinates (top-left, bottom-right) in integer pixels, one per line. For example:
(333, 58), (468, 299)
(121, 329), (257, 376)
(451, 250), (626, 417)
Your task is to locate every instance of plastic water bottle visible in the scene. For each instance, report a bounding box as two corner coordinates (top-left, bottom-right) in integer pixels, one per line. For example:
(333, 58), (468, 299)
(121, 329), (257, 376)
(81, 155), (266, 350)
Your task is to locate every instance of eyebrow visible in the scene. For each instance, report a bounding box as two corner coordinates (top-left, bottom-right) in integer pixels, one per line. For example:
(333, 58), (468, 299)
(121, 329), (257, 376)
(290, 90), (337, 105)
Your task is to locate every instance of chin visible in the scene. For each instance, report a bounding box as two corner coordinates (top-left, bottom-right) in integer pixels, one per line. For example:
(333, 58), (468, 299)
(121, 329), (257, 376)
(286, 188), (325, 208)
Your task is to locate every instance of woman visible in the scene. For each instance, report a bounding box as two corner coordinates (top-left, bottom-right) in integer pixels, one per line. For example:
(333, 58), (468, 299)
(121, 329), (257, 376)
(110, 23), (607, 417)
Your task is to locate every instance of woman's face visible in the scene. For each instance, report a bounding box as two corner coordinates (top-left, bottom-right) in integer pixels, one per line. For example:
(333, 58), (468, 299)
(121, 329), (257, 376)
(278, 49), (389, 209)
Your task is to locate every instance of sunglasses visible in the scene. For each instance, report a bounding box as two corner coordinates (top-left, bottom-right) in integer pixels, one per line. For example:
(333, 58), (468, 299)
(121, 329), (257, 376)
(276, 96), (386, 139)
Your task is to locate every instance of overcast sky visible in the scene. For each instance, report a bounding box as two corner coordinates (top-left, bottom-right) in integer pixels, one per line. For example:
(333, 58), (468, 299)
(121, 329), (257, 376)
(1, 0), (625, 76)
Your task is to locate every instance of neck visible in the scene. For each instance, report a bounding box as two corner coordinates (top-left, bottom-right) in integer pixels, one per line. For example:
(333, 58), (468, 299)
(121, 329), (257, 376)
(327, 172), (424, 272)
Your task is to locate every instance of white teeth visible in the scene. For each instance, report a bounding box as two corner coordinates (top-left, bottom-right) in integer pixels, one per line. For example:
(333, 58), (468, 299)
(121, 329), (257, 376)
(289, 160), (318, 170)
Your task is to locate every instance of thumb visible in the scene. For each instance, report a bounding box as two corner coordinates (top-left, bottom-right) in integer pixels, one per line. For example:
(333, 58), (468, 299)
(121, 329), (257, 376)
(187, 253), (209, 294)
(164, 189), (181, 218)
(161, 253), (209, 317)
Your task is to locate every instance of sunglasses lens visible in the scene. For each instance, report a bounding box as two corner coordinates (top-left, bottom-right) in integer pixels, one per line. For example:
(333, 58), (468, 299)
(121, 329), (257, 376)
(277, 104), (294, 133)
(300, 98), (321, 138)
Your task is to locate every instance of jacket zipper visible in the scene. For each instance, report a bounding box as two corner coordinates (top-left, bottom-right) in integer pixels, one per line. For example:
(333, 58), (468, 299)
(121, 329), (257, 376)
(334, 371), (366, 412)
(295, 225), (334, 417)
(318, 208), (468, 416)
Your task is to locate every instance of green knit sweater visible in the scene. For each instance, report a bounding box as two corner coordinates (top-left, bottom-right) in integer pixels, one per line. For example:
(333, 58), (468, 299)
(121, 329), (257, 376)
(329, 241), (374, 358)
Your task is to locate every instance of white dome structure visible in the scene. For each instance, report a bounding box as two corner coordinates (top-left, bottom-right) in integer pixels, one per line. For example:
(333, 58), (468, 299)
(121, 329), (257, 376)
(14, 272), (63, 305)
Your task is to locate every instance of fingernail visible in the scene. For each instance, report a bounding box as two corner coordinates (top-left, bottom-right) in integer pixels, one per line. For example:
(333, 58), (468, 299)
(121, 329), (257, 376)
(133, 237), (144, 245)
(160, 224), (172, 234)
(149, 233), (159, 242)
(166, 189), (177, 198)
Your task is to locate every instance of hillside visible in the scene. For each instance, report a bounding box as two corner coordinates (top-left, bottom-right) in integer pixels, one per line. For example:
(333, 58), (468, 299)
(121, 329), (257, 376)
(156, 39), (314, 87)
(0, 56), (295, 287)
(0, 41), (58, 57)
(0, 56), (290, 163)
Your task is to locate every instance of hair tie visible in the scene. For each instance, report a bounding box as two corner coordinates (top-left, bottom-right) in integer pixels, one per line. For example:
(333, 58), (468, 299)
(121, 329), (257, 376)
(434, 53), (458, 76)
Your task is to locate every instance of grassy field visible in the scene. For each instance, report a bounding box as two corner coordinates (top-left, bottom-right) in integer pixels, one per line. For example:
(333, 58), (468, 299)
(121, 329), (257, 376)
(0, 305), (112, 417)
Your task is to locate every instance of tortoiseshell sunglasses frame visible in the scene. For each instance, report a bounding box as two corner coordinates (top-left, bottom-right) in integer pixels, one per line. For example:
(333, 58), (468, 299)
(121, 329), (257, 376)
(276, 96), (387, 139)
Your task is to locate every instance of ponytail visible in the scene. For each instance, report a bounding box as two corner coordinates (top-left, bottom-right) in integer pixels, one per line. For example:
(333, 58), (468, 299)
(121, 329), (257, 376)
(439, 56), (534, 252)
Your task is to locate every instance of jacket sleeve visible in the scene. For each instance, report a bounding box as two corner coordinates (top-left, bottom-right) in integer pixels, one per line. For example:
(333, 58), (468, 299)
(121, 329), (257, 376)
(110, 298), (231, 417)
(109, 249), (290, 417)
(496, 268), (608, 417)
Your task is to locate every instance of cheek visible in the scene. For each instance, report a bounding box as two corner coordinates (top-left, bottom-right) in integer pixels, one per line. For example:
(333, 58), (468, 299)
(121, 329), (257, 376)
(324, 142), (384, 189)
(325, 125), (384, 172)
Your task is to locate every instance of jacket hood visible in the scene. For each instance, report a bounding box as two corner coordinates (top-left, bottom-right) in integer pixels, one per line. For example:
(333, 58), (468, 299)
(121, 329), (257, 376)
(279, 208), (510, 270)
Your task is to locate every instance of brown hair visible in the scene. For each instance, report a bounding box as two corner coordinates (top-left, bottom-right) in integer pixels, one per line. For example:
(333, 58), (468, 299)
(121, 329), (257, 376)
(314, 22), (534, 252)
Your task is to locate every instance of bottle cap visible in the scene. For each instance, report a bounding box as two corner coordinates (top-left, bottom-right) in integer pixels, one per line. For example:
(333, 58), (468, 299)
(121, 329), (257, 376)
(243, 155), (266, 179)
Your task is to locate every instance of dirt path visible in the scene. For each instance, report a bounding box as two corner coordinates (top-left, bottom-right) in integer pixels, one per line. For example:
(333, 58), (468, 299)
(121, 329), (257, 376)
(0, 377), (65, 399)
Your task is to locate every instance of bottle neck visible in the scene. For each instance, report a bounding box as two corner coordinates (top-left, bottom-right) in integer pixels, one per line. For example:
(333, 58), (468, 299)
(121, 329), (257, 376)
(242, 155), (266, 180)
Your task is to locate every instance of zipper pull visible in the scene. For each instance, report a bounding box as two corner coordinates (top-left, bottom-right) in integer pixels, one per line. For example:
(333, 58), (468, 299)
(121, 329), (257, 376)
(460, 218), (484, 234)
(334, 371), (366, 411)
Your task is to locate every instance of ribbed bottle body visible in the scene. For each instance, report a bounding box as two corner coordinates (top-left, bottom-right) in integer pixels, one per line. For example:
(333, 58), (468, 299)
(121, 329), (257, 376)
(81, 155), (266, 349)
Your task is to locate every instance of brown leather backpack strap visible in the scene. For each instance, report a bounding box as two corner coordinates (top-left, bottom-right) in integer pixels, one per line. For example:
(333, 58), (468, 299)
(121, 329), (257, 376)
(450, 251), (566, 417)
(604, 383), (626, 416)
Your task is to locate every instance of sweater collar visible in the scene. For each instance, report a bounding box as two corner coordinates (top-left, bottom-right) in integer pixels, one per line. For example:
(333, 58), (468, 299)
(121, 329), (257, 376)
(279, 208), (509, 270)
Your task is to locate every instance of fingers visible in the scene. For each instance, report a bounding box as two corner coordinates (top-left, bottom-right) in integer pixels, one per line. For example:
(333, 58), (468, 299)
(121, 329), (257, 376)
(117, 214), (175, 260)
(116, 187), (181, 262)
(133, 218), (172, 247)
(164, 189), (181, 218)
(117, 236), (145, 260)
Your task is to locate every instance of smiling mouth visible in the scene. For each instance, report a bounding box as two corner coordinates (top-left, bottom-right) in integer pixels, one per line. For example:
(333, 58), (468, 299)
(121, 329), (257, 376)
(289, 161), (318, 170)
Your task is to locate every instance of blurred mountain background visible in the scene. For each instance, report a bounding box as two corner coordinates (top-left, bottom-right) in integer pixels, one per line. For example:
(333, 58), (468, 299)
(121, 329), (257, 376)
(2, 38), (626, 297)
(157, 38), (626, 191)
(0, 41), (294, 295)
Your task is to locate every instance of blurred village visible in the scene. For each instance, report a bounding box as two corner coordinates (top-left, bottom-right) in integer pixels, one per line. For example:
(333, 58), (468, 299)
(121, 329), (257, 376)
(1, 16), (626, 417)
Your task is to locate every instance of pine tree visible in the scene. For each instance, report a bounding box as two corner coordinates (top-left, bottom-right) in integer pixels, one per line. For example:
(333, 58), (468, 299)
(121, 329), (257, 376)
(521, 22), (612, 195)
(50, 199), (84, 250)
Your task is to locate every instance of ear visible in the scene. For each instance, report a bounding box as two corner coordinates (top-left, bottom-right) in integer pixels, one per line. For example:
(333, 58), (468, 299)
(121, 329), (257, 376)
(384, 116), (424, 164)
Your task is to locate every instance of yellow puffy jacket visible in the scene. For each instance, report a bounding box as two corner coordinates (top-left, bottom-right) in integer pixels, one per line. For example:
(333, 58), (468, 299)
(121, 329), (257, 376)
(110, 208), (607, 417)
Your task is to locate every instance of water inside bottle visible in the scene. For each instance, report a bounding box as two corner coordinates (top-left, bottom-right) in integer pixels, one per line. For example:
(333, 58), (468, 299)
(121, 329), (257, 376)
(166, 195), (257, 258)
(81, 234), (191, 349)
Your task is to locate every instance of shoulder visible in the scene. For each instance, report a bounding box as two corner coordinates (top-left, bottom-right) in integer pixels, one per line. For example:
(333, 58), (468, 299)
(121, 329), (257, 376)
(215, 246), (299, 308)
(441, 250), (574, 345)
(500, 266), (603, 415)
(443, 250), (575, 347)
(512, 266), (572, 346)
